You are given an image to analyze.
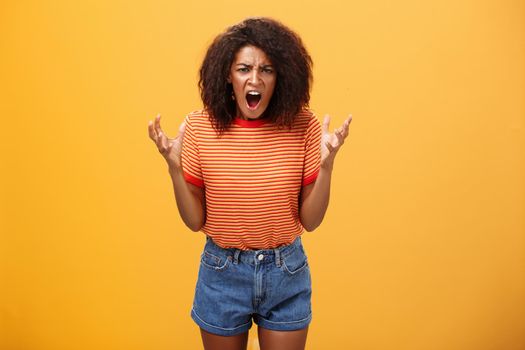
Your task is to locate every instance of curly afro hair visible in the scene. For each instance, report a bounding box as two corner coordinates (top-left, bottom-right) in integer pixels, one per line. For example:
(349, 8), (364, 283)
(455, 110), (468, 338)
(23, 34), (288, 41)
(199, 17), (313, 136)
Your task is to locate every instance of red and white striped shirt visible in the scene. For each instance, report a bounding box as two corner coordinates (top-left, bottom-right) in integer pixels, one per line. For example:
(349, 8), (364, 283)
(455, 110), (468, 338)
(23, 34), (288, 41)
(181, 109), (321, 250)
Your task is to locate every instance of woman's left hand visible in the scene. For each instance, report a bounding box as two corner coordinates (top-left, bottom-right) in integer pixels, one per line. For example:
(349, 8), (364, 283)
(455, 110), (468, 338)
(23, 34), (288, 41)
(320, 114), (353, 169)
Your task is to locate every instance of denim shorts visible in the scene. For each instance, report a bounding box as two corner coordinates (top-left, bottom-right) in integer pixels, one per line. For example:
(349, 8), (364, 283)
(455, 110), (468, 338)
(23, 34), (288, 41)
(190, 235), (312, 336)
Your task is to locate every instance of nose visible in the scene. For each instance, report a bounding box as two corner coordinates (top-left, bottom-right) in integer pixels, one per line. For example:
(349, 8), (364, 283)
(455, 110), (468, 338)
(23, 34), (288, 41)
(248, 69), (261, 85)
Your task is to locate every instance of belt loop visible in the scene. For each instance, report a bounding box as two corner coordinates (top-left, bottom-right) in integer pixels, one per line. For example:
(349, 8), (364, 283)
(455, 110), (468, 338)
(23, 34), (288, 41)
(274, 247), (281, 267)
(233, 249), (241, 265)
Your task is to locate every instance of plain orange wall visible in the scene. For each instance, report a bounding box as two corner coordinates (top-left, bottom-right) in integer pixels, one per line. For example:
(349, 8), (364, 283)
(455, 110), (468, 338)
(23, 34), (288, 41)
(1, 1), (524, 349)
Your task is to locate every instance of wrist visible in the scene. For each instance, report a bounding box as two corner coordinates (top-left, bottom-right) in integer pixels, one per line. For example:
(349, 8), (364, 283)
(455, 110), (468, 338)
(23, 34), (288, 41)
(320, 161), (334, 172)
(168, 163), (183, 176)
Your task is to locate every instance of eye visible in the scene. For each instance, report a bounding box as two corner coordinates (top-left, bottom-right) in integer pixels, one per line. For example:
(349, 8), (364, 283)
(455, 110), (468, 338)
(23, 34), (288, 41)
(237, 67), (249, 72)
(263, 68), (274, 74)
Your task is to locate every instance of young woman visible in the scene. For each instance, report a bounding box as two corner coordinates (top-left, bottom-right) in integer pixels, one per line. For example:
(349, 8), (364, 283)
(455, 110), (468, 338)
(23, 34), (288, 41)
(148, 17), (352, 350)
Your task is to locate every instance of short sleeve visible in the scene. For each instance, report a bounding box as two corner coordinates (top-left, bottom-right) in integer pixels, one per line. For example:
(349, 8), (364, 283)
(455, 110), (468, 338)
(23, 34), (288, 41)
(181, 114), (204, 188)
(302, 113), (322, 186)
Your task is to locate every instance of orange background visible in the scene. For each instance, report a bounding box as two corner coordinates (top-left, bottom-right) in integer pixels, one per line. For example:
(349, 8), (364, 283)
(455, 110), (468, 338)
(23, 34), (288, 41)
(1, 0), (524, 349)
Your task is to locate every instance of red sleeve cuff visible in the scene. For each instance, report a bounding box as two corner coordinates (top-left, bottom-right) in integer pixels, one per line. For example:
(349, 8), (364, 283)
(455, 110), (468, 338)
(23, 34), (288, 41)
(302, 169), (319, 186)
(183, 172), (205, 188)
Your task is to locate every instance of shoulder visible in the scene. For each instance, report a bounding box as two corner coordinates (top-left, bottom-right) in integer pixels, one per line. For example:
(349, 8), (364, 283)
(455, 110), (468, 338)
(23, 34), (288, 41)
(298, 108), (319, 124)
(294, 108), (320, 132)
(184, 109), (213, 130)
(185, 109), (209, 122)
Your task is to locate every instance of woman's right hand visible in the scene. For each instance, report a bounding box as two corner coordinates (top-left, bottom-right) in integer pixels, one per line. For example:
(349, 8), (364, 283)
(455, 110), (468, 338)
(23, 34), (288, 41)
(148, 113), (186, 169)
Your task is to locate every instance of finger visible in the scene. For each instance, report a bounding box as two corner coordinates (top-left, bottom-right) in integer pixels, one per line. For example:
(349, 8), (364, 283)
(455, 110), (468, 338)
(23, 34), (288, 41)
(342, 115), (352, 137)
(334, 129), (345, 145)
(154, 113), (164, 135)
(157, 129), (168, 153)
(148, 120), (157, 141)
(345, 114), (352, 128)
(322, 114), (330, 134)
(340, 123), (349, 138)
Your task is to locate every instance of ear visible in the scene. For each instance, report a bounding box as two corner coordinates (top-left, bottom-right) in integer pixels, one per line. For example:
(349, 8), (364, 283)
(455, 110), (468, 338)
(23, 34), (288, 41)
(227, 75), (232, 83)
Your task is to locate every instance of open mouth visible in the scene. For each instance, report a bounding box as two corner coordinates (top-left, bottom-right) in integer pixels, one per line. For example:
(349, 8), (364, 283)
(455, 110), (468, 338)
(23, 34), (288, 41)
(246, 91), (262, 110)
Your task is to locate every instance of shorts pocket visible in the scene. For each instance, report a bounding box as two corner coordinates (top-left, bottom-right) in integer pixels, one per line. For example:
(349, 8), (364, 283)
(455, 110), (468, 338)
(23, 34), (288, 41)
(281, 247), (309, 275)
(200, 250), (232, 272)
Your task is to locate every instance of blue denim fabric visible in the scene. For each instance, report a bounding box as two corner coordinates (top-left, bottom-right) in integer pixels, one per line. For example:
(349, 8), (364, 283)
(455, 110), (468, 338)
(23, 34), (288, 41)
(190, 235), (312, 336)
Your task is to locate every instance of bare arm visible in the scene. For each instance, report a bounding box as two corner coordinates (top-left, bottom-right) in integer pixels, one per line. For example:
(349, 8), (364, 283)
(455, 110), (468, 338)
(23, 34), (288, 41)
(299, 165), (332, 231)
(168, 165), (206, 232)
(148, 114), (206, 231)
(299, 114), (352, 231)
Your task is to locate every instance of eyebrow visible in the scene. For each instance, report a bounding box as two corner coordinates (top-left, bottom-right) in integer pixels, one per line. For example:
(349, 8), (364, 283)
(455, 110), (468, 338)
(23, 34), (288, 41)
(235, 63), (274, 68)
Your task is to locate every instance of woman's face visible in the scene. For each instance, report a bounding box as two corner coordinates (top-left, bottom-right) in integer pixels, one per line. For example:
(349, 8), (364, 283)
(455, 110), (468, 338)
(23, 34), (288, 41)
(228, 45), (276, 120)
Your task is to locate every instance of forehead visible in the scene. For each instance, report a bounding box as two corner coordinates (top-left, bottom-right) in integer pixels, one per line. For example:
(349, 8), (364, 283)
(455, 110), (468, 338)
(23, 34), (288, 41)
(233, 45), (272, 64)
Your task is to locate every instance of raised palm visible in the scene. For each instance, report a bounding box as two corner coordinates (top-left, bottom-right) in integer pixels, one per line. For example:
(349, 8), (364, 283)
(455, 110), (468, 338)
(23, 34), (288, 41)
(320, 114), (352, 168)
(148, 114), (186, 169)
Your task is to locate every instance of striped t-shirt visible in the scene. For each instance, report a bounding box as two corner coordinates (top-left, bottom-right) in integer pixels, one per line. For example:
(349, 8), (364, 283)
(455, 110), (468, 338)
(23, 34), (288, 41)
(181, 109), (322, 250)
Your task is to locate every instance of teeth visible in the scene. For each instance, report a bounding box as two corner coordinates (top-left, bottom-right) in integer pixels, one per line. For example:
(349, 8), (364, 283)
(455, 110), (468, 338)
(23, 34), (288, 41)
(247, 91), (261, 95)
